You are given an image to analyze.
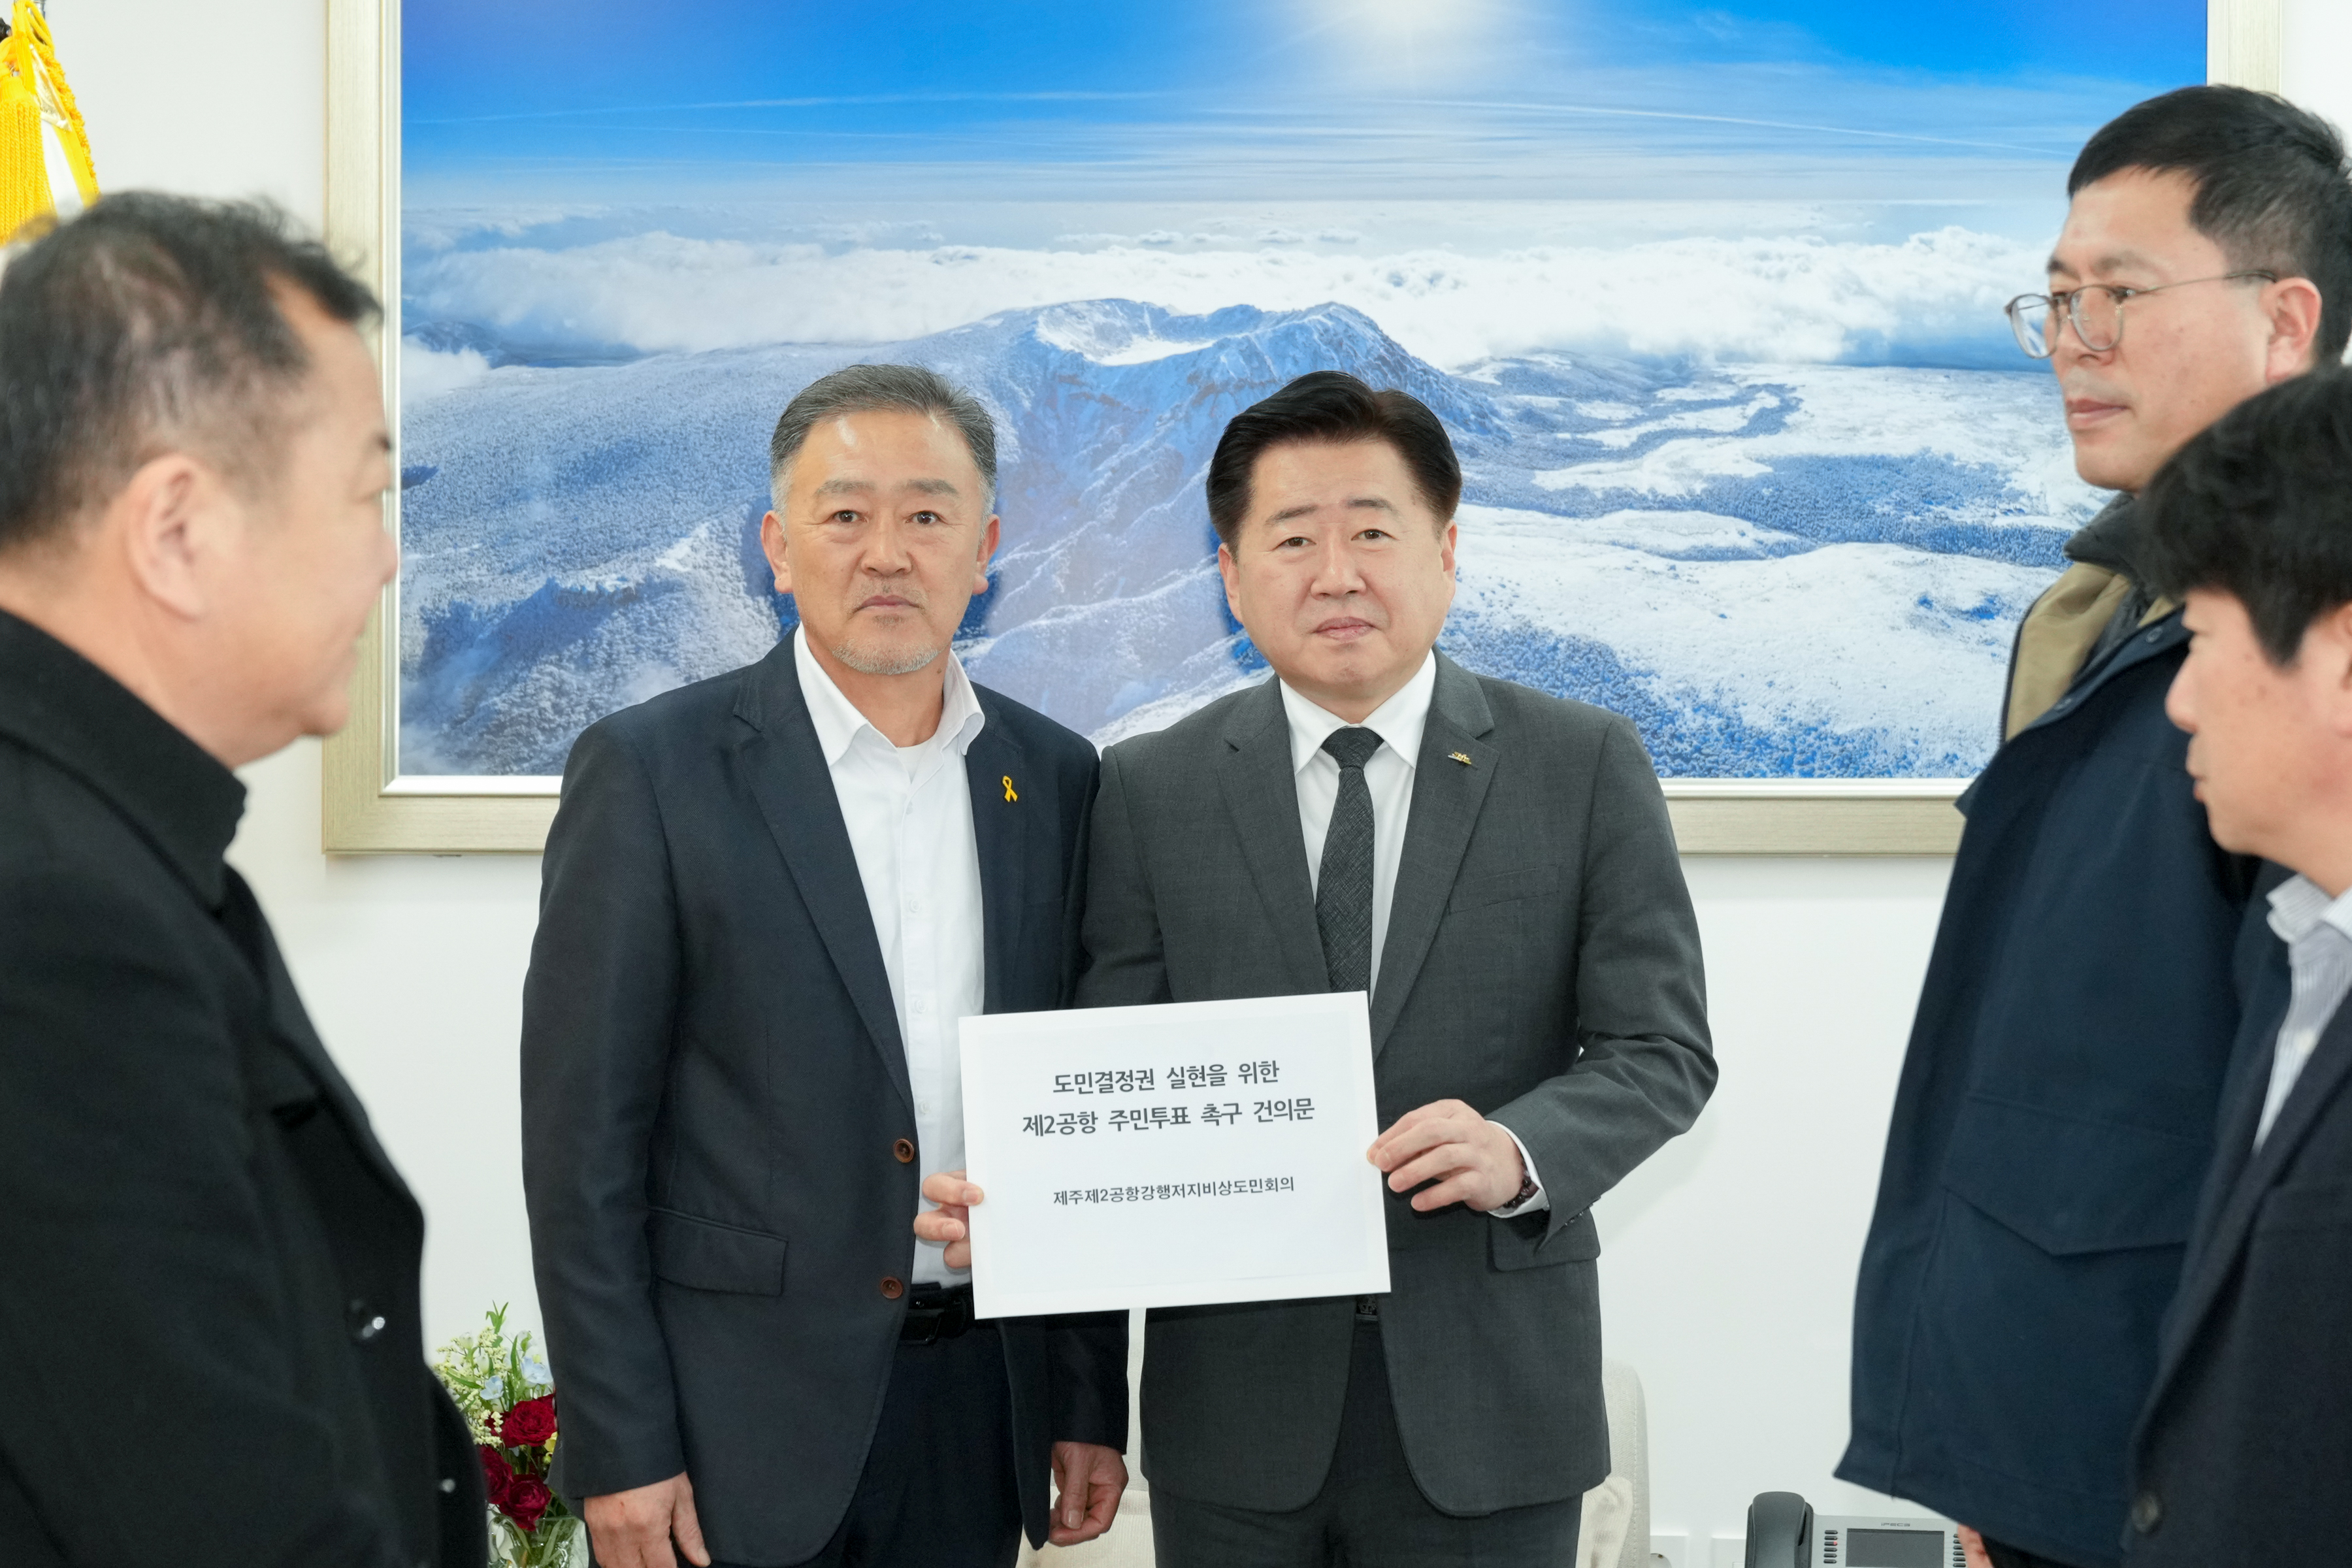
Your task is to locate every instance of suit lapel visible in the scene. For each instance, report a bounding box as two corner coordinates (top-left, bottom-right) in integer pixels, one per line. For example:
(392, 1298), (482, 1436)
(1371, 654), (1497, 1053)
(735, 644), (913, 1117)
(964, 704), (1028, 1015)
(1217, 678), (1331, 996)
(2151, 998), (2352, 1399)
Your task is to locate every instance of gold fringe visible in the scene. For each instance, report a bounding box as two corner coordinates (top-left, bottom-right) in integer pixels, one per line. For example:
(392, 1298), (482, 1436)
(1, 0), (99, 243)
(0, 65), (50, 244)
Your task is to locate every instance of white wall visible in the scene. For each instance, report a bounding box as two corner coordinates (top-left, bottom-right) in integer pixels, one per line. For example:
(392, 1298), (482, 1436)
(42, 1), (2352, 1550)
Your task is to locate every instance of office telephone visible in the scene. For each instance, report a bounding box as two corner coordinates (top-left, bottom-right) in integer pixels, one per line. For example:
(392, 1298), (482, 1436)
(1744, 1492), (1966, 1568)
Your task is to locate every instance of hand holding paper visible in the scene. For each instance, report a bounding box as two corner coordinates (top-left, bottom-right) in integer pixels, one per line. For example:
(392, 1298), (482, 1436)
(914, 1169), (979, 1270)
(1367, 1099), (1528, 1212)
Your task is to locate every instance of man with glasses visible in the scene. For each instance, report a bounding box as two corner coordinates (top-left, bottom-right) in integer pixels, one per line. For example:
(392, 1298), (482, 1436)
(1841, 86), (2349, 1568)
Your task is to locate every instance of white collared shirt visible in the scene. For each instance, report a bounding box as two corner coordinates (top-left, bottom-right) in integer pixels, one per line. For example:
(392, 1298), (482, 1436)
(794, 627), (987, 1284)
(2256, 874), (2352, 1149)
(1277, 653), (1546, 1215)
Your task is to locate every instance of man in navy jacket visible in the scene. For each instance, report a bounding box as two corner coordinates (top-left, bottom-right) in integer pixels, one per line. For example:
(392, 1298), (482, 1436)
(2119, 368), (2352, 1565)
(1840, 88), (2351, 1568)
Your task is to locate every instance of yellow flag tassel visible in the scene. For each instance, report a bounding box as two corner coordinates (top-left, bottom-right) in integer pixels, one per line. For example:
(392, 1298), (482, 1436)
(0, 50), (47, 240)
(0, 1), (98, 244)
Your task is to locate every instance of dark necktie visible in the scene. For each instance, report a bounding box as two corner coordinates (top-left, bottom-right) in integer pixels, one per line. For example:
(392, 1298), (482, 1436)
(1316, 727), (1384, 994)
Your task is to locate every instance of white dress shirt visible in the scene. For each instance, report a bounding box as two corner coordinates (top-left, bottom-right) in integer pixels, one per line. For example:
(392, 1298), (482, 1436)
(1279, 653), (1546, 1215)
(2255, 874), (2352, 1149)
(794, 627), (987, 1284)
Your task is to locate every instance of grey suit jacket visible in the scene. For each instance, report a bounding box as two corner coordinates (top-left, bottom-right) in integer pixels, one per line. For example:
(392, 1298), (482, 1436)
(1078, 651), (1713, 1516)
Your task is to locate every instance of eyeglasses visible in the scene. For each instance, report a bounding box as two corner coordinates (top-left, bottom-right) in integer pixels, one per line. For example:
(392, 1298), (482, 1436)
(2005, 270), (2276, 357)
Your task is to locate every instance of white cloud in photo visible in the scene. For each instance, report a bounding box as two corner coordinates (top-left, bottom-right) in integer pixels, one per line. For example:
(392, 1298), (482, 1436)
(399, 340), (495, 408)
(400, 223), (2041, 370)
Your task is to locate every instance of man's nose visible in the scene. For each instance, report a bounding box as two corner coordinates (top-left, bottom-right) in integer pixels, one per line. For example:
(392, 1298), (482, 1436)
(2164, 670), (2198, 734)
(863, 518), (913, 572)
(2051, 313), (2111, 367)
(1310, 534), (1364, 595)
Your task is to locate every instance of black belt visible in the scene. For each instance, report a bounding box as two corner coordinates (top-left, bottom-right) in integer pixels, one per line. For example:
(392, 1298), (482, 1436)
(900, 1284), (978, 1344)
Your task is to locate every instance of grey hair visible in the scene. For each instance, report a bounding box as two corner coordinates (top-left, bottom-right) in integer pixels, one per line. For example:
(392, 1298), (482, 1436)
(768, 363), (998, 510)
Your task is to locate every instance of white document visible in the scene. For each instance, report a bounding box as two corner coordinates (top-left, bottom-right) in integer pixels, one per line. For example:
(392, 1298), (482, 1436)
(959, 992), (1392, 1317)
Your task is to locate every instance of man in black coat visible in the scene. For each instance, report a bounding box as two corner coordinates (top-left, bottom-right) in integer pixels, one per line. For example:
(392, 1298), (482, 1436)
(0, 197), (484, 1565)
(1840, 88), (2351, 1568)
(522, 365), (1128, 1568)
(2119, 369), (2352, 1563)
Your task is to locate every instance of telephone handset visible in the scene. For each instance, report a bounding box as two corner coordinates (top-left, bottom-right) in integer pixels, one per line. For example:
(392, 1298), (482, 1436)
(1743, 1493), (1964, 1568)
(1746, 1493), (1811, 1567)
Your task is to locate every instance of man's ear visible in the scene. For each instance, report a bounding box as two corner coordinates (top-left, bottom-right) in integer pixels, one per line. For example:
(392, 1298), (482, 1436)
(2318, 601), (2352, 739)
(972, 512), (1001, 595)
(113, 453), (221, 621)
(1217, 541), (1243, 622)
(2264, 276), (2327, 380)
(759, 510), (792, 595)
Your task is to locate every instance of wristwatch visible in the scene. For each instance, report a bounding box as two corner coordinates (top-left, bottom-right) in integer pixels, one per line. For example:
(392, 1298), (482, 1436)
(1509, 1162), (1539, 1209)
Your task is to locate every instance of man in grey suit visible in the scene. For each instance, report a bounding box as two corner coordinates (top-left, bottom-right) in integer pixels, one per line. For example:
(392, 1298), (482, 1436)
(926, 370), (1714, 1565)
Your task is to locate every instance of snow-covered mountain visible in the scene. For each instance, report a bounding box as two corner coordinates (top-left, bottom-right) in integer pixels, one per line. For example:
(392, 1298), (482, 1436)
(395, 297), (2100, 777)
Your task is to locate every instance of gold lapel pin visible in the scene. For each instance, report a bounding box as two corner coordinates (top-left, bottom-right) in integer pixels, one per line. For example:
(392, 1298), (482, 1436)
(1448, 751), (1474, 767)
(1002, 775), (1019, 802)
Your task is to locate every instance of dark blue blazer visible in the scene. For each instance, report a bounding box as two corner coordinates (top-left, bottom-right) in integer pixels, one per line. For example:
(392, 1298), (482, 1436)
(2125, 926), (2352, 1563)
(520, 638), (1126, 1565)
(1839, 611), (2262, 1567)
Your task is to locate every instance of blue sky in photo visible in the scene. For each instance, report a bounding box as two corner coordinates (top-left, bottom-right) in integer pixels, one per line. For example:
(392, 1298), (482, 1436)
(401, 0), (2204, 203)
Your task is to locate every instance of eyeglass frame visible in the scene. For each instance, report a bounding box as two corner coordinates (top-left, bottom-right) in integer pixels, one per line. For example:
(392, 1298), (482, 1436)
(2004, 270), (2278, 358)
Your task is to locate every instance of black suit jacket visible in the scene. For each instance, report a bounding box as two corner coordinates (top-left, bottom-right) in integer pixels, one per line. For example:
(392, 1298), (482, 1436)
(1077, 653), (1714, 1516)
(0, 610), (484, 1568)
(2126, 938), (2352, 1564)
(521, 638), (1126, 1564)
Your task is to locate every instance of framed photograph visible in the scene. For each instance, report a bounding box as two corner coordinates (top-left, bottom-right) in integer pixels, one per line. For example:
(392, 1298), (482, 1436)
(323, 0), (2276, 854)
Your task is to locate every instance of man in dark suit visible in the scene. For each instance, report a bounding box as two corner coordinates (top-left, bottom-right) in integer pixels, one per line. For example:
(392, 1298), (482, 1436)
(1840, 88), (2351, 1568)
(0, 196), (484, 1565)
(522, 365), (1128, 1568)
(924, 370), (1713, 1567)
(2114, 369), (2352, 1563)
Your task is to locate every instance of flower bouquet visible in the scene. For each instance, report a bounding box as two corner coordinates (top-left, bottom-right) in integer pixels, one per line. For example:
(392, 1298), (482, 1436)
(433, 1303), (583, 1568)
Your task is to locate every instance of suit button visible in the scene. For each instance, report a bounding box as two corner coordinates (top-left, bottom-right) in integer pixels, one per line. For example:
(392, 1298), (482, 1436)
(881, 1276), (906, 1299)
(893, 1138), (915, 1164)
(347, 1298), (385, 1344)
(2131, 1490), (2163, 1533)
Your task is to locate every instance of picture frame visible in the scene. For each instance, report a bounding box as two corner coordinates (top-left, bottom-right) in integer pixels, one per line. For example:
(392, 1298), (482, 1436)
(319, 0), (2282, 856)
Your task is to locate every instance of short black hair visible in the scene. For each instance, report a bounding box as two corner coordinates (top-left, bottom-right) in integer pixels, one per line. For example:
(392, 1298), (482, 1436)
(0, 193), (379, 557)
(2071, 86), (2352, 365)
(1205, 370), (1462, 548)
(2141, 368), (2352, 665)
(768, 362), (996, 508)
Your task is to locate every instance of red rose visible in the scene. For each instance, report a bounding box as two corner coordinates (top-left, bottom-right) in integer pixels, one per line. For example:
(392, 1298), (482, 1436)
(476, 1444), (514, 1505)
(499, 1394), (558, 1447)
(500, 1475), (553, 1533)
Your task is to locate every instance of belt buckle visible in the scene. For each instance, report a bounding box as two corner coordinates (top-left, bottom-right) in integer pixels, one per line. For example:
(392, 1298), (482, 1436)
(902, 1288), (973, 1345)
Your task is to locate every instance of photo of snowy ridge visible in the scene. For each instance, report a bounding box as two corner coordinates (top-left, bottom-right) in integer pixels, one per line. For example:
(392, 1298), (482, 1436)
(395, 0), (2203, 779)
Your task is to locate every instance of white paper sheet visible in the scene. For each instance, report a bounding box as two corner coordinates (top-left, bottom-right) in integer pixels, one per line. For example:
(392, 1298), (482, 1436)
(959, 992), (1392, 1317)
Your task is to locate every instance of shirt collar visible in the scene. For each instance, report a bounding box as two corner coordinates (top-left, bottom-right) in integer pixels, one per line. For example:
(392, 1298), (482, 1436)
(2266, 872), (2352, 949)
(793, 624), (985, 767)
(1279, 651), (1438, 776)
(0, 608), (246, 909)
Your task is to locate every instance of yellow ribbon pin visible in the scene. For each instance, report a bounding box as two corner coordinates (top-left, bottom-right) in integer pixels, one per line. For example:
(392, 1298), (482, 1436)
(1003, 775), (1019, 803)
